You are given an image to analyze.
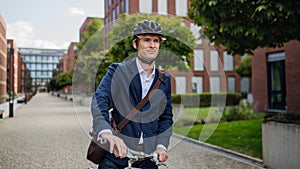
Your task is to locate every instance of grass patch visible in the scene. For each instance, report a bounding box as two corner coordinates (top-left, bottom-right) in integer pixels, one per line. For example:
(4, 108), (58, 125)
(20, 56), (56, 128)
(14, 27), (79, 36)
(174, 107), (222, 127)
(174, 107), (264, 159)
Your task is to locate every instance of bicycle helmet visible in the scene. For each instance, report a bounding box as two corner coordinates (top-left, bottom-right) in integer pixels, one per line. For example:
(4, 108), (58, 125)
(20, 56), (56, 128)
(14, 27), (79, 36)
(132, 20), (163, 38)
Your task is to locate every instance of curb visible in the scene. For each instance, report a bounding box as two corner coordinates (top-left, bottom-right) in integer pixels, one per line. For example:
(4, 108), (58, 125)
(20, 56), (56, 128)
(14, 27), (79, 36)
(172, 133), (266, 169)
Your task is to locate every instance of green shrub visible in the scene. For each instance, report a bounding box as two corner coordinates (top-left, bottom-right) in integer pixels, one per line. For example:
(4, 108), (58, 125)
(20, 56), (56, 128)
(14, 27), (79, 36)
(172, 92), (242, 108)
(221, 102), (256, 122)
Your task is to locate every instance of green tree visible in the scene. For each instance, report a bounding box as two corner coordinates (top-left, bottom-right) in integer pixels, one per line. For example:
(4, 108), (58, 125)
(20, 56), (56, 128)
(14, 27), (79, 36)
(73, 50), (110, 90)
(76, 14), (196, 88)
(106, 14), (196, 71)
(73, 18), (105, 91)
(77, 18), (104, 55)
(58, 68), (73, 87)
(234, 55), (252, 78)
(48, 68), (74, 91)
(46, 78), (59, 91)
(188, 1), (300, 55)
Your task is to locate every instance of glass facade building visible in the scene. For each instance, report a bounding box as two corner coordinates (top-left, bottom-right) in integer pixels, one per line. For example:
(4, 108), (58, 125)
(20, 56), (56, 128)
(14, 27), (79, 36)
(19, 48), (66, 91)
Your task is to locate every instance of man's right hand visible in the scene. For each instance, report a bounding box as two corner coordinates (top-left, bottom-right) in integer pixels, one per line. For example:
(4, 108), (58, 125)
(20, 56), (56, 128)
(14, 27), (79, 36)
(100, 132), (127, 158)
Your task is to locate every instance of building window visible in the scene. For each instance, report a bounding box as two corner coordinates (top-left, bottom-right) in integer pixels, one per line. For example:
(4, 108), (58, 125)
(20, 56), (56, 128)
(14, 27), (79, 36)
(120, 0), (124, 13)
(105, 17), (109, 24)
(42, 64), (47, 69)
(31, 72), (35, 78)
(194, 49), (204, 71)
(192, 76), (203, 93)
(224, 51), (234, 71)
(210, 76), (220, 93)
(267, 52), (286, 110)
(176, 0), (187, 16)
(105, 0), (108, 12)
(158, 0), (168, 15)
(116, 5), (119, 19)
(139, 0), (152, 13)
(241, 77), (250, 93)
(228, 76), (235, 92)
(190, 23), (202, 45)
(210, 50), (219, 71)
(108, 0), (111, 8)
(31, 56), (36, 62)
(125, 0), (129, 14)
(112, 9), (116, 21)
(175, 76), (186, 94)
(241, 77), (250, 99)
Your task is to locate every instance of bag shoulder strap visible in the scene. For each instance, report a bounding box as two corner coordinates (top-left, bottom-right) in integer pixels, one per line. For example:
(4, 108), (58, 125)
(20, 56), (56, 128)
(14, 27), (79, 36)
(115, 70), (163, 131)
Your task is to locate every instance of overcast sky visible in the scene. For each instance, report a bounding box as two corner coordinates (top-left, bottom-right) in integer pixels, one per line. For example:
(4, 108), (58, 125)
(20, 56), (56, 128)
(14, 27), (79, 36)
(0, 0), (104, 49)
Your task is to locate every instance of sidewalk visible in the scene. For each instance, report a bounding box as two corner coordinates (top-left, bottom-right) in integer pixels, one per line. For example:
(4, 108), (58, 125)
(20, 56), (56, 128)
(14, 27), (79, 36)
(0, 93), (96, 169)
(0, 93), (264, 169)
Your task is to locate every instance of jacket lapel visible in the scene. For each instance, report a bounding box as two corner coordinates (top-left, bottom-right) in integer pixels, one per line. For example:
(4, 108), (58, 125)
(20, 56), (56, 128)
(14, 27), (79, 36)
(126, 59), (142, 104)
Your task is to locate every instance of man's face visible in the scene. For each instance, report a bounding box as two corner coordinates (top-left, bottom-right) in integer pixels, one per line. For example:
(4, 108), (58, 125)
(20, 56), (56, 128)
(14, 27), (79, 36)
(135, 35), (161, 61)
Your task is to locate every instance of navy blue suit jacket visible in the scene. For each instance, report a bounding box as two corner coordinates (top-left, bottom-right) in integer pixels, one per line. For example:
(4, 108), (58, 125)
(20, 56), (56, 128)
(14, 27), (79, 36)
(91, 58), (173, 165)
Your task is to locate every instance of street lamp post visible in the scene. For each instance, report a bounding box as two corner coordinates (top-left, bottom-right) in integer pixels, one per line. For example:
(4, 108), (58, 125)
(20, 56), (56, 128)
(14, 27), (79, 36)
(7, 44), (14, 118)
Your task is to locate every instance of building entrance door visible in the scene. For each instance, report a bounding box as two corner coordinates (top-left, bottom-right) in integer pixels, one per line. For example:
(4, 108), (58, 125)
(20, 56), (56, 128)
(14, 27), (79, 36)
(267, 52), (286, 111)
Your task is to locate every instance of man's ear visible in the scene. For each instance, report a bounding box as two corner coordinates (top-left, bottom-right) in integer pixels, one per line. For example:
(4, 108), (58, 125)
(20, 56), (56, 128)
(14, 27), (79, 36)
(133, 40), (137, 49)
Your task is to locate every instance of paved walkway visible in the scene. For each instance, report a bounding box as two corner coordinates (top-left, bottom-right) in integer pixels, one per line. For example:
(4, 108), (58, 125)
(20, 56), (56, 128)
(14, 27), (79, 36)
(0, 93), (264, 169)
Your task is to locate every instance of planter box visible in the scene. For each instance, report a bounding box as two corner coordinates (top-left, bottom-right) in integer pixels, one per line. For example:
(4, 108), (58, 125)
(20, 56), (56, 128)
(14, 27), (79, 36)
(262, 121), (300, 169)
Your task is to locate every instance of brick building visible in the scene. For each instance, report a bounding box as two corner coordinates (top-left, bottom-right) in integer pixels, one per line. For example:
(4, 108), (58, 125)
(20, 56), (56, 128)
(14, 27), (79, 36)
(66, 42), (79, 71)
(252, 40), (300, 112)
(17, 52), (29, 93)
(103, 0), (245, 94)
(7, 39), (19, 95)
(0, 15), (7, 103)
(79, 17), (103, 42)
(56, 17), (103, 94)
(62, 17), (103, 74)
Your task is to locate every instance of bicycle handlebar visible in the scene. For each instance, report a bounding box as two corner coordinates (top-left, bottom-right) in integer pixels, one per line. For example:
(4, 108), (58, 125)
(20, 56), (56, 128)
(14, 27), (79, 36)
(99, 137), (168, 168)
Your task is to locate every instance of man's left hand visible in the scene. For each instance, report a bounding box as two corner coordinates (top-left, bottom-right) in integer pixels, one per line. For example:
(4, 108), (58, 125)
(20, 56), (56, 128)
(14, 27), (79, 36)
(156, 147), (168, 162)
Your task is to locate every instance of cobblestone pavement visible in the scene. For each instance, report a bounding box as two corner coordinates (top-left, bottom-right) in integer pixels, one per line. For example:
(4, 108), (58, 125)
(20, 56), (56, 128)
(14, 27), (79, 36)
(0, 93), (263, 169)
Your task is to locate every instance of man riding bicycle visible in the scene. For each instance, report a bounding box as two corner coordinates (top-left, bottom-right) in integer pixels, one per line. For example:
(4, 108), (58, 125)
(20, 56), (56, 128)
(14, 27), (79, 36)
(91, 20), (173, 169)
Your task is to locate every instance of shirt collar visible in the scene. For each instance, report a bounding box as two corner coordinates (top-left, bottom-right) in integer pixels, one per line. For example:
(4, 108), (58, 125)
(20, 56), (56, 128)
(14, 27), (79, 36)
(136, 58), (156, 77)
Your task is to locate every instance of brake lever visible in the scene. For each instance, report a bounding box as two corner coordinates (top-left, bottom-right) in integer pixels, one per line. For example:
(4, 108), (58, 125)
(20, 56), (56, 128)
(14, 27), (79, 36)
(150, 152), (168, 168)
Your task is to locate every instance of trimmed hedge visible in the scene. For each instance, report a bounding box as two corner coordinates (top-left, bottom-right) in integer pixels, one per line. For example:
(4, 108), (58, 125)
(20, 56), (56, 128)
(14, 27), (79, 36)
(172, 92), (242, 108)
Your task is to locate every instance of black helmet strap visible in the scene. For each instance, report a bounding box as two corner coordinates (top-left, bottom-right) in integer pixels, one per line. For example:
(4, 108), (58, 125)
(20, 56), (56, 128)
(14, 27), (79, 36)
(137, 55), (155, 65)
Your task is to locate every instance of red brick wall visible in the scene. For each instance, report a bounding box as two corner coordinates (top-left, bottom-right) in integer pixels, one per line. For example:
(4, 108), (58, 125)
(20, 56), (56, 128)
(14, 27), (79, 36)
(253, 48), (268, 112)
(0, 15), (7, 103)
(66, 42), (78, 70)
(285, 41), (300, 112)
(253, 40), (300, 112)
(168, 0), (176, 15)
(129, 0), (139, 14)
(152, 0), (158, 13)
